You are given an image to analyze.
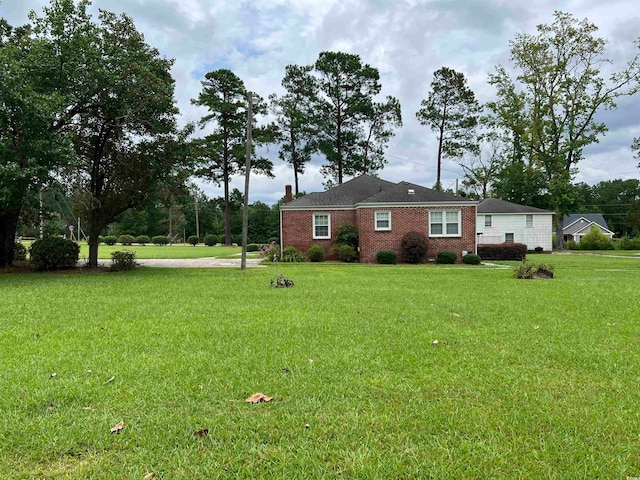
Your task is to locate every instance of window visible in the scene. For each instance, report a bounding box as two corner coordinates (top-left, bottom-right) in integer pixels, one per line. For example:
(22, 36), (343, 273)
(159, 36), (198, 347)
(505, 233), (514, 243)
(313, 213), (330, 239)
(430, 210), (461, 237)
(485, 215), (492, 227)
(526, 214), (533, 228)
(375, 211), (391, 231)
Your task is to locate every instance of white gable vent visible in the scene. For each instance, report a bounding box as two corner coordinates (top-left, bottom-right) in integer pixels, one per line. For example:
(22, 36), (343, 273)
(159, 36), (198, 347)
(408, 189), (415, 195)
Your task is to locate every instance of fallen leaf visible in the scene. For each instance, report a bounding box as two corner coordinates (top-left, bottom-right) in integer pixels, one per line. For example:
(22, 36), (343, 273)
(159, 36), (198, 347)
(87, 370), (92, 374)
(245, 392), (273, 404)
(194, 428), (209, 437)
(50, 373), (57, 379)
(110, 420), (124, 434)
(533, 325), (540, 330)
(105, 376), (115, 384)
(452, 313), (461, 318)
(142, 473), (156, 480)
(83, 406), (93, 411)
(308, 359), (314, 363)
(431, 340), (439, 347)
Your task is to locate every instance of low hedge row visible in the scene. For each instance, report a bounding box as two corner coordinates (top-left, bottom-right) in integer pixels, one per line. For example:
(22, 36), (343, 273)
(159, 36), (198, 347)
(478, 242), (527, 261)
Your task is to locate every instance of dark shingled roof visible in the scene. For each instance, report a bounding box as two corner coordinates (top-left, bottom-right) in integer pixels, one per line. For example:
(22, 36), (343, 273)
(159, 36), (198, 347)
(360, 181), (471, 204)
(563, 214), (609, 230)
(477, 198), (552, 214)
(283, 175), (395, 207)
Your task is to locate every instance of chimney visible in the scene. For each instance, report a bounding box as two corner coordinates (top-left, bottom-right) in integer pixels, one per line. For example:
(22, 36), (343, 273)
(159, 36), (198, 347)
(284, 185), (293, 203)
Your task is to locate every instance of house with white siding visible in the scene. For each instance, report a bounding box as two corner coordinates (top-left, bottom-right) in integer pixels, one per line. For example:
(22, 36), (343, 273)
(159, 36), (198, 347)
(559, 214), (615, 243)
(476, 198), (554, 251)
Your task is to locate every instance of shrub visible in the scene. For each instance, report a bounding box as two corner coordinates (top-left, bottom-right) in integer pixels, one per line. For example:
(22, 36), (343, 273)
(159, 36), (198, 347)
(98, 235), (105, 244)
(110, 250), (138, 272)
(401, 231), (428, 264)
(104, 235), (117, 246)
(336, 222), (358, 249)
(13, 242), (27, 261)
(514, 261), (555, 279)
(307, 244), (325, 262)
(187, 235), (199, 246)
(336, 244), (357, 263)
(579, 227), (614, 250)
(534, 246), (544, 254)
(152, 235), (168, 245)
(267, 237), (279, 244)
(135, 235), (150, 245)
(270, 273), (294, 288)
(261, 242), (281, 262)
(478, 243), (527, 261)
(462, 253), (481, 265)
(218, 234), (227, 244)
(247, 244), (260, 252)
(564, 240), (580, 250)
(376, 249), (397, 264)
(118, 234), (135, 246)
(437, 251), (457, 264)
(29, 237), (79, 270)
(282, 245), (304, 262)
(204, 234), (217, 246)
(616, 236), (640, 250)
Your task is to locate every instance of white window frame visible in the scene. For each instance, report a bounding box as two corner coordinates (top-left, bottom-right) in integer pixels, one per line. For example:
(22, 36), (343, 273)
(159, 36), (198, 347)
(485, 215), (492, 227)
(375, 211), (391, 231)
(526, 214), (533, 228)
(313, 213), (331, 239)
(429, 210), (461, 237)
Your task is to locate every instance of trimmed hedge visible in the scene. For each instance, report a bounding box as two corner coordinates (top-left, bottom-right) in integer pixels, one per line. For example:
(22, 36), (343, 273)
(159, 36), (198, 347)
(376, 249), (397, 264)
(118, 234), (135, 246)
(29, 237), (79, 270)
(204, 234), (217, 246)
(307, 244), (325, 262)
(151, 235), (168, 245)
(335, 244), (357, 263)
(478, 242), (527, 261)
(135, 235), (150, 245)
(104, 235), (117, 246)
(187, 235), (199, 246)
(247, 244), (260, 252)
(437, 251), (457, 264)
(462, 253), (481, 265)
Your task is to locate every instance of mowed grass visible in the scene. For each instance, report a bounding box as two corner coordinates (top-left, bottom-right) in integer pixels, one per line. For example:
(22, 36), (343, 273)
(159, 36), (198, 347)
(76, 243), (246, 260)
(0, 255), (639, 478)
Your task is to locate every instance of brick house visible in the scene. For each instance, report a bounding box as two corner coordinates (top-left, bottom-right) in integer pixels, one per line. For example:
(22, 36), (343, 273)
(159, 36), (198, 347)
(280, 175), (477, 263)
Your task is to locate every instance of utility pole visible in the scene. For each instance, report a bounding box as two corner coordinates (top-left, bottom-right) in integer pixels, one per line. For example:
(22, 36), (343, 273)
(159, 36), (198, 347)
(195, 191), (200, 241)
(241, 93), (256, 271)
(39, 186), (44, 239)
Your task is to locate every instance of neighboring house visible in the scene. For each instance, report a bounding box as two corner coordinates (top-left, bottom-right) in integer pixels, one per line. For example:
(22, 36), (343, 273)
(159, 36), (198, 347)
(476, 198), (554, 251)
(280, 175), (477, 263)
(560, 214), (615, 243)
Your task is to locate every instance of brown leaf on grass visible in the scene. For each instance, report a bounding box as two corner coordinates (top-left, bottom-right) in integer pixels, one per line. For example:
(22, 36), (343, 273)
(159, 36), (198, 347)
(194, 428), (209, 437)
(142, 473), (156, 480)
(245, 392), (273, 404)
(110, 420), (124, 434)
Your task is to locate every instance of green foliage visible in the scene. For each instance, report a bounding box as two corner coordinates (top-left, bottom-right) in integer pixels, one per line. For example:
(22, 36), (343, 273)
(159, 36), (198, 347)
(261, 242), (281, 262)
(187, 235), (199, 246)
(534, 246), (544, 254)
(247, 244), (260, 252)
(416, 67), (480, 190)
(204, 234), (217, 246)
(13, 243), (27, 261)
(335, 222), (359, 249)
(104, 235), (117, 246)
(478, 243), (527, 261)
(565, 240), (580, 250)
(579, 226), (614, 250)
(98, 235), (105, 244)
(335, 244), (357, 263)
(307, 244), (325, 262)
(282, 246), (304, 262)
(437, 251), (458, 264)
(401, 231), (428, 264)
(152, 235), (168, 245)
(376, 249), (397, 264)
(118, 234), (135, 246)
(29, 237), (79, 270)
(110, 250), (138, 272)
(270, 273), (294, 288)
(514, 261), (555, 279)
(135, 235), (150, 245)
(615, 236), (640, 250)
(462, 253), (481, 265)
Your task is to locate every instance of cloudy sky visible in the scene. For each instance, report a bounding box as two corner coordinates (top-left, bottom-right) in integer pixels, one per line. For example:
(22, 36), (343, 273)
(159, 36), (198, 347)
(2, 0), (640, 204)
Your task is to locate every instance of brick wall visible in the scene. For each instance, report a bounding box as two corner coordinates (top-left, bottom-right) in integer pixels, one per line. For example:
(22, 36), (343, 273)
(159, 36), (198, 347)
(281, 209), (357, 260)
(357, 205), (476, 263)
(282, 205), (476, 263)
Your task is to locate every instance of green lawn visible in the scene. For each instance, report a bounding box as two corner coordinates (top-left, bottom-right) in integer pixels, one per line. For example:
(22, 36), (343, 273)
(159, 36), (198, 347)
(77, 243), (248, 260)
(1, 255), (639, 478)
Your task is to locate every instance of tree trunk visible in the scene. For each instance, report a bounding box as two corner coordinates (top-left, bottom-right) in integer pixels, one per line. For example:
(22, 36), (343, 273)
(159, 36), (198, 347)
(436, 133), (444, 191)
(554, 208), (564, 250)
(0, 207), (21, 267)
(223, 168), (231, 246)
(87, 232), (100, 267)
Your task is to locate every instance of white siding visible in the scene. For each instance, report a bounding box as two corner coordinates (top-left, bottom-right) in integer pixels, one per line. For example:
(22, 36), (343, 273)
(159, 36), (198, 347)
(477, 213), (553, 251)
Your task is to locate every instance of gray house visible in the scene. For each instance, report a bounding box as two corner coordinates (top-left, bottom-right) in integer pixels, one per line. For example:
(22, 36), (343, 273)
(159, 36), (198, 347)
(560, 214), (615, 242)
